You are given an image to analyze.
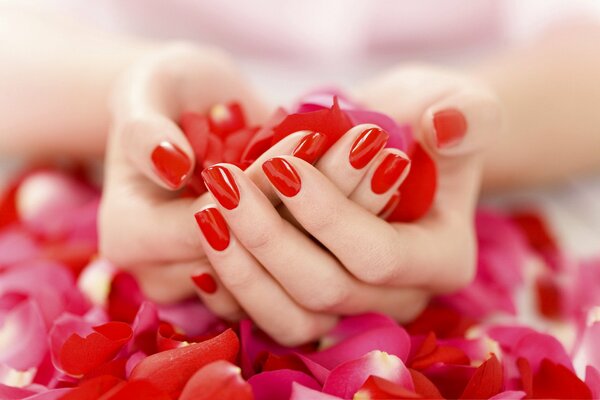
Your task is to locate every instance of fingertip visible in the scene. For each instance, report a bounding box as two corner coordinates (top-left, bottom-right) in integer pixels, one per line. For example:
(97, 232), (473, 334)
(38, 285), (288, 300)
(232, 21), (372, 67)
(150, 140), (193, 189)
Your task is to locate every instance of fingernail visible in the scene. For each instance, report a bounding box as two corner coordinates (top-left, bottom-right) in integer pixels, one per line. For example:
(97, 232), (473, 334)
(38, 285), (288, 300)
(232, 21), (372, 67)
(378, 191), (401, 220)
(371, 154), (410, 194)
(433, 109), (467, 148)
(262, 157), (301, 197)
(201, 166), (240, 209)
(292, 131), (327, 164)
(194, 207), (230, 251)
(151, 141), (192, 189)
(191, 273), (218, 294)
(349, 128), (389, 169)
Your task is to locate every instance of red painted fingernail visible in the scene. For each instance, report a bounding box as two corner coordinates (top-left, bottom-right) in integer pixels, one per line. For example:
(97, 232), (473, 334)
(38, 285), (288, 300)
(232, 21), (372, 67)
(349, 128), (389, 169)
(378, 191), (401, 220)
(292, 131), (327, 164)
(433, 109), (467, 148)
(151, 141), (192, 189)
(262, 157), (301, 197)
(191, 273), (218, 294)
(371, 154), (410, 194)
(194, 207), (230, 251)
(201, 166), (240, 209)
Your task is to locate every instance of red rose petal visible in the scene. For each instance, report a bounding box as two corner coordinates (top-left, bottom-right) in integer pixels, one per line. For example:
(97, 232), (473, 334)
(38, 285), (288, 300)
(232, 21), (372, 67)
(409, 368), (444, 399)
(180, 112), (210, 161)
(410, 332), (470, 371)
(208, 102), (246, 138)
(388, 143), (437, 222)
(459, 354), (503, 399)
(98, 379), (171, 400)
(179, 360), (253, 400)
(532, 359), (592, 399)
(60, 375), (122, 400)
(272, 97), (353, 151)
(129, 328), (239, 399)
(59, 322), (133, 377)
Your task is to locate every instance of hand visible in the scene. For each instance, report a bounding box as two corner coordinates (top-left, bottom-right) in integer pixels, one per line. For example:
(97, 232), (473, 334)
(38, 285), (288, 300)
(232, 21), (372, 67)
(98, 43), (270, 313)
(193, 65), (500, 345)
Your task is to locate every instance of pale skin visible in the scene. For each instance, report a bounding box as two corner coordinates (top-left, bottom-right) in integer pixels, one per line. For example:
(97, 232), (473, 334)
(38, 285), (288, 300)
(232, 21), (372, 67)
(2, 6), (600, 344)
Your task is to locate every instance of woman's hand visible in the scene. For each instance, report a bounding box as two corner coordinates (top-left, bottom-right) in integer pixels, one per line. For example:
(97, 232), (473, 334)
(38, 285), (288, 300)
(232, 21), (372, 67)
(98, 43), (270, 313)
(193, 66), (500, 345)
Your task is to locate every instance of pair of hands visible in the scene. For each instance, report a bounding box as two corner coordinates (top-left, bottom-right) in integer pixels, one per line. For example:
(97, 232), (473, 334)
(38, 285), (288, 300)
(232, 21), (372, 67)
(99, 43), (500, 345)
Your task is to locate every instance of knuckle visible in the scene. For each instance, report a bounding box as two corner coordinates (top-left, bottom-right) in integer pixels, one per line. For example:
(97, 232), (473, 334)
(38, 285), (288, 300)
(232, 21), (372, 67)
(301, 204), (340, 235)
(276, 318), (320, 347)
(303, 284), (350, 312)
(354, 243), (400, 285)
(220, 265), (254, 291)
(242, 217), (284, 251)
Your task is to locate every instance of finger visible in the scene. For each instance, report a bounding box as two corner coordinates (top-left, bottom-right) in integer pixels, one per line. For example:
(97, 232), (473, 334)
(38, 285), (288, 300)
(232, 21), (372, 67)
(189, 266), (245, 322)
(349, 148), (411, 215)
(420, 88), (500, 215)
(194, 205), (337, 346)
(121, 115), (195, 190)
(201, 163), (365, 314)
(315, 124), (389, 195)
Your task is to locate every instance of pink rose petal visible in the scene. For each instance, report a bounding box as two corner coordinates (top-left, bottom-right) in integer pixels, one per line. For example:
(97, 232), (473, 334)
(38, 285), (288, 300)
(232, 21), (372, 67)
(290, 383), (342, 400)
(322, 350), (413, 398)
(249, 370), (321, 400)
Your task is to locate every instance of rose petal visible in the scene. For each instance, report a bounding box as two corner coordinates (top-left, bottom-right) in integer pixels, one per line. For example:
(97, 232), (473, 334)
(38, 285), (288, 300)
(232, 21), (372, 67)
(59, 322), (132, 377)
(585, 366), (600, 399)
(129, 328), (239, 398)
(0, 299), (47, 371)
(459, 354), (503, 399)
(290, 383), (342, 400)
(322, 351), (413, 398)
(307, 314), (410, 370)
(60, 375), (122, 400)
(387, 143), (437, 222)
(532, 359), (592, 399)
(409, 368), (444, 399)
(179, 360), (252, 400)
(98, 379), (170, 400)
(489, 391), (526, 400)
(355, 375), (421, 399)
(249, 369), (320, 400)
(207, 102), (246, 138)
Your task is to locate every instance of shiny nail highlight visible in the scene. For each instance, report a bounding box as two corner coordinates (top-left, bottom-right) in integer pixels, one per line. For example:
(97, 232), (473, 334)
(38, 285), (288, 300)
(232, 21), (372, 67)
(262, 158), (301, 197)
(433, 109), (467, 148)
(194, 207), (230, 251)
(201, 166), (240, 210)
(292, 131), (327, 164)
(378, 191), (401, 220)
(151, 141), (192, 189)
(371, 154), (410, 194)
(349, 128), (389, 169)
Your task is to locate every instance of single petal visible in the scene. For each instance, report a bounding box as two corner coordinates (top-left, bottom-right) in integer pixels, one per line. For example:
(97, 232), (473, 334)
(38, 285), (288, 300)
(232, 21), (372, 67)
(98, 379), (170, 400)
(386, 143), (437, 222)
(59, 322), (132, 377)
(249, 369), (320, 400)
(290, 383), (342, 400)
(207, 102), (247, 138)
(459, 354), (503, 399)
(0, 299), (47, 371)
(129, 328), (239, 399)
(59, 375), (122, 400)
(585, 366), (600, 399)
(179, 360), (252, 400)
(322, 351), (413, 398)
(489, 391), (526, 400)
(532, 359), (592, 399)
(355, 375), (421, 399)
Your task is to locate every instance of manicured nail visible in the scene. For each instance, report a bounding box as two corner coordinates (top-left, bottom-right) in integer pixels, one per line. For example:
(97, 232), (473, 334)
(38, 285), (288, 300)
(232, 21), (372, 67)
(371, 154), (410, 194)
(433, 109), (467, 148)
(378, 191), (401, 220)
(349, 128), (389, 169)
(151, 141), (192, 189)
(292, 131), (327, 164)
(191, 273), (218, 294)
(194, 207), (230, 251)
(262, 158), (301, 197)
(201, 166), (240, 210)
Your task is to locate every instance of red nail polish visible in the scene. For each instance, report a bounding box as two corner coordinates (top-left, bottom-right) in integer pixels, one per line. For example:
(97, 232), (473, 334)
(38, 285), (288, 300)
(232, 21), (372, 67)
(191, 273), (218, 294)
(151, 141), (192, 189)
(378, 191), (401, 220)
(349, 128), (389, 169)
(194, 207), (230, 251)
(433, 109), (467, 148)
(201, 166), (240, 210)
(371, 154), (410, 194)
(292, 131), (327, 164)
(262, 158), (301, 197)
